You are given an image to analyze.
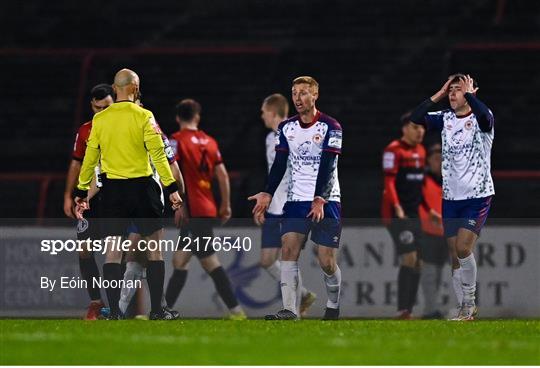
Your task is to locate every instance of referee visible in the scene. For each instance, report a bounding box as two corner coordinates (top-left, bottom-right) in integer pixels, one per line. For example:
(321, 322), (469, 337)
(74, 69), (182, 320)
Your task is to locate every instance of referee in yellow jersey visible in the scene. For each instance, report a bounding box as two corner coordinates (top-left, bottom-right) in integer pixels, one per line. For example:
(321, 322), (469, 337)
(74, 68), (182, 320)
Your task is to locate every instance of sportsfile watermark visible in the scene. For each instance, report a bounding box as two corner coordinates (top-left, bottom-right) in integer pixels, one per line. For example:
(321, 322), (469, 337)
(40, 236), (252, 255)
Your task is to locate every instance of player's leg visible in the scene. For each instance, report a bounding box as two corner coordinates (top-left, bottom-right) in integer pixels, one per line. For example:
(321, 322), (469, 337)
(165, 241), (192, 308)
(277, 232), (305, 317)
(387, 219), (420, 319)
(119, 230), (144, 315)
(260, 214), (316, 316)
(451, 196), (492, 321)
(420, 234), (445, 319)
(311, 200), (342, 320)
(101, 236), (124, 318)
(77, 195), (105, 320)
(199, 254), (246, 319)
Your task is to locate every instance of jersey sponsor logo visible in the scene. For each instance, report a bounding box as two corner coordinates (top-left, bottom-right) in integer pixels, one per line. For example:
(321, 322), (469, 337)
(298, 141), (312, 156)
(327, 130), (342, 149)
(383, 152), (395, 170)
(190, 136), (209, 145)
(451, 128), (466, 145)
(406, 173), (424, 181)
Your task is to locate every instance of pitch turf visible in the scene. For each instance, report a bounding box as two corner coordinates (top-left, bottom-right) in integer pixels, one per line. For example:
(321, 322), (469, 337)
(0, 319), (538, 365)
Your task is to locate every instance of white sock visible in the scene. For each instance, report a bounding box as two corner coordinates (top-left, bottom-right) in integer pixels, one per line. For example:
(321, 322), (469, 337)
(119, 261), (144, 314)
(323, 266), (342, 309)
(458, 254), (477, 304)
(280, 261), (299, 315)
(265, 260), (309, 299)
(452, 268), (464, 306)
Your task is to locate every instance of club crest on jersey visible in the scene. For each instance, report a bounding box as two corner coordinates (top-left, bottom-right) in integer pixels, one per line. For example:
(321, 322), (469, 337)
(465, 120), (474, 130)
(312, 133), (323, 146)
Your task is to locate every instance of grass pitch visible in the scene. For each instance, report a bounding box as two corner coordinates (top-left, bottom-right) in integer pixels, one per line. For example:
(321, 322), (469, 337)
(1, 319), (538, 365)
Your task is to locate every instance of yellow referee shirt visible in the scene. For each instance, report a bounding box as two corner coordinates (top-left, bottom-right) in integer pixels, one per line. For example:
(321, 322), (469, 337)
(77, 101), (175, 192)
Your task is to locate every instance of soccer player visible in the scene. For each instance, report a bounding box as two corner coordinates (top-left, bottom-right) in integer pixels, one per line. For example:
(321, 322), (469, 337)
(74, 69), (182, 320)
(419, 143), (446, 319)
(381, 113), (426, 319)
(164, 99), (246, 320)
(259, 93), (316, 317)
(410, 74), (495, 321)
(249, 76), (343, 320)
(63, 83), (113, 320)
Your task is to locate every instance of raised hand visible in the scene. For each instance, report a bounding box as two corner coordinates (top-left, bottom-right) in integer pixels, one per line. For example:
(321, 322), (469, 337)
(459, 74), (479, 94)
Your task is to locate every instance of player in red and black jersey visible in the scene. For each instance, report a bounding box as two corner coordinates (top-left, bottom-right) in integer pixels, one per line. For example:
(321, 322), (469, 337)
(63, 84), (114, 320)
(382, 113), (426, 319)
(165, 99), (246, 319)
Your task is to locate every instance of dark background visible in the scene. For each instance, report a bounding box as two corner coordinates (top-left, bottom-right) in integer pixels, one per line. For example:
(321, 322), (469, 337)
(1, 0), (539, 219)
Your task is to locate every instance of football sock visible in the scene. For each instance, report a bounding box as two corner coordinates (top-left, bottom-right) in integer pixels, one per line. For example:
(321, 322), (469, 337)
(458, 254), (477, 304)
(452, 267), (464, 306)
(323, 266), (341, 309)
(421, 262), (442, 315)
(102, 262), (122, 316)
(408, 268), (421, 312)
(265, 260), (309, 298)
(79, 255), (102, 301)
(165, 269), (188, 308)
(397, 266), (414, 312)
(281, 261), (299, 314)
(119, 261), (144, 314)
(209, 266), (239, 309)
(146, 260), (165, 313)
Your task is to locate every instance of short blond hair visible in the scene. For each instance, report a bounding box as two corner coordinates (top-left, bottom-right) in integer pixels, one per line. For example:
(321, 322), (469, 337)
(292, 76), (319, 93)
(263, 93), (289, 118)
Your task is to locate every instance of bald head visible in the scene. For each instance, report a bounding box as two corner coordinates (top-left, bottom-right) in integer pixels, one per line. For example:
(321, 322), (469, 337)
(114, 68), (139, 87)
(113, 68), (140, 102)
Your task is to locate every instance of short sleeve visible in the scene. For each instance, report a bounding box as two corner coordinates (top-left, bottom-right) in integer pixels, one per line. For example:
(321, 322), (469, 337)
(72, 124), (90, 161)
(275, 122), (290, 152)
(322, 122), (342, 154)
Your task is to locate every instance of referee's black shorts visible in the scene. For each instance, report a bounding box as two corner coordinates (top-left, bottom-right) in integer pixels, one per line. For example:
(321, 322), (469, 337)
(77, 191), (104, 240)
(100, 175), (164, 237)
(386, 218), (422, 256)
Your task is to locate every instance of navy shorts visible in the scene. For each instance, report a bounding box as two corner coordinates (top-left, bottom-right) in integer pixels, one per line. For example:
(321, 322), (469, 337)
(281, 201), (342, 248)
(442, 196), (493, 238)
(261, 212), (282, 248)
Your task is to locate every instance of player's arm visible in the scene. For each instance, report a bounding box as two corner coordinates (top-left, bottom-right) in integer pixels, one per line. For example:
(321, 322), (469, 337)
(410, 77), (454, 130)
(144, 116), (181, 210)
(460, 75), (494, 132)
(73, 125), (101, 218)
(382, 149), (405, 219)
(308, 122), (343, 223)
(214, 163), (232, 225)
(308, 150), (338, 223)
(64, 160), (81, 218)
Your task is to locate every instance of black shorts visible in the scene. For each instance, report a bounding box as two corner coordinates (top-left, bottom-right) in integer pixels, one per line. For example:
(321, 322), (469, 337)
(421, 233), (448, 266)
(178, 218), (217, 259)
(100, 175), (164, 237)
(77, 192), (104, 240)
(387, 218), (422, 256)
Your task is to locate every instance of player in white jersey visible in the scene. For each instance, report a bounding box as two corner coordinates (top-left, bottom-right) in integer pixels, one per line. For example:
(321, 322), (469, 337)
(411, 74), (495, 321)
(258, 93), (316, 317)
(250, 77), (343, 320)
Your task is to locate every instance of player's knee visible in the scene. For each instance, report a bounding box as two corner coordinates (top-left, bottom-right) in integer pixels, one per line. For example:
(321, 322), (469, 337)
(200, 255), (220, 272)
(281, 245), (300, 260)
(318, 256), (336, 275)
(456, 247), (472, 259)
(401, 251), (417, 268)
